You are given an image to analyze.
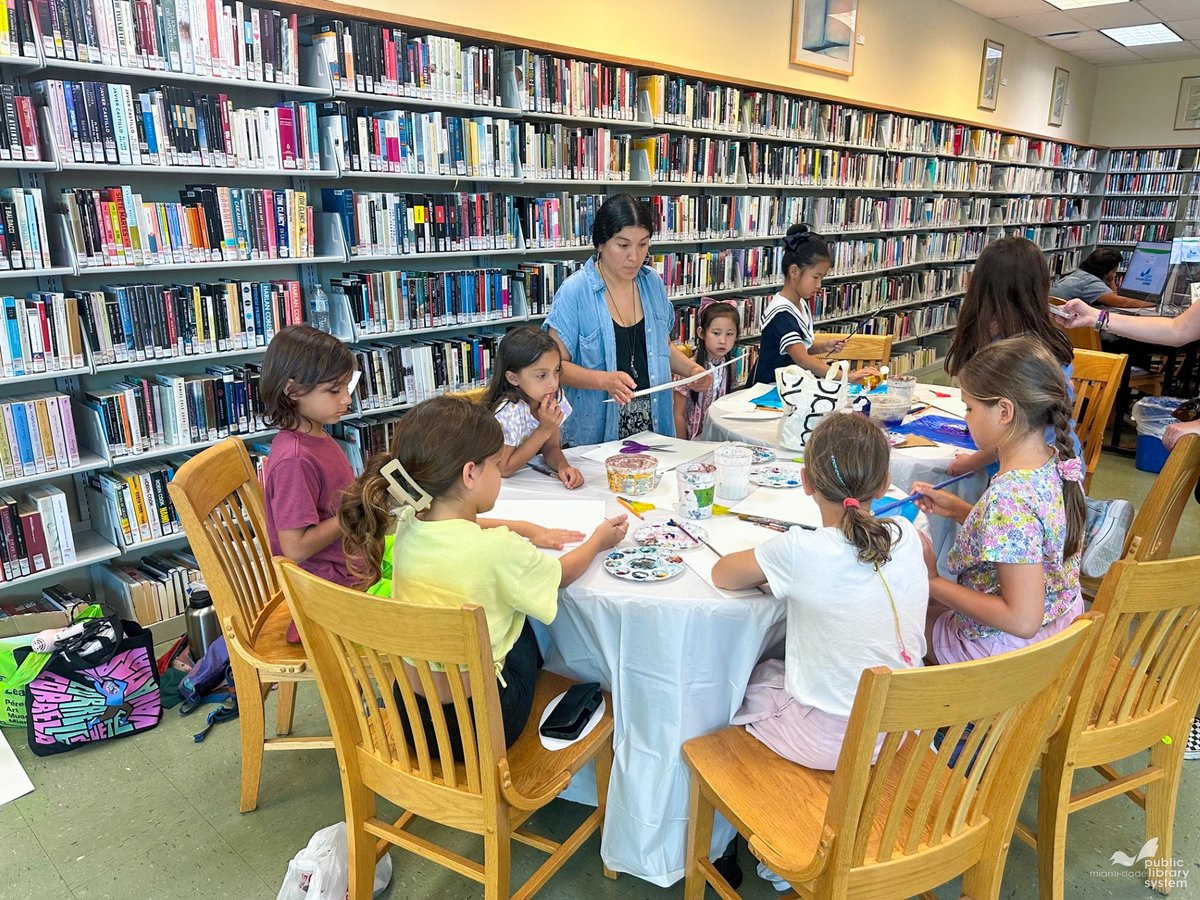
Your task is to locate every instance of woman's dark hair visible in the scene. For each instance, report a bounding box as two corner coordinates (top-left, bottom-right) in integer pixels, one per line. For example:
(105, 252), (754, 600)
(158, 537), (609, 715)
(957, 337), (1086, 559)
(482, 326), (562, 410)
(692, 302), (741, 395)
(945, 237), (1073, 377)
(592, 195), (655, 247)
(340, 396), (504, 588)
(804, 413), (899, 566)
(259, 325), (355, 431)
(781, 223), (832, 279)
(1079, 248), (1124, 280)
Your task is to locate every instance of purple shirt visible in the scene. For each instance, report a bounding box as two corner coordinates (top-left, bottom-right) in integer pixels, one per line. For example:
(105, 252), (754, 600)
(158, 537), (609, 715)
(263, 430), (355, 587)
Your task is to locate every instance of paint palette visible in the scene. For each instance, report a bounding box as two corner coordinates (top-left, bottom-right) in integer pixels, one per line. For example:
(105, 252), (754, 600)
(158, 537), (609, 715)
(633, 522), (708, 551)
(749, 463), (804, 488)
(736, 444), (776, 465)
(602, 546), (686, 582)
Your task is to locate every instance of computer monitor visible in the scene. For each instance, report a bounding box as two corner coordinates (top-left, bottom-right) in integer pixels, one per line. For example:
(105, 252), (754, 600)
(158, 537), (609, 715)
(1120, 241), (1173, 298)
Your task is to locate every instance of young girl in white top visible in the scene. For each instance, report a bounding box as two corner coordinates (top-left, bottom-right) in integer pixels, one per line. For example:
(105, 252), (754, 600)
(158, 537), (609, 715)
(483, 326), (584, 488)
(713, 411), (928, 770)
(674, 300), (739, 440)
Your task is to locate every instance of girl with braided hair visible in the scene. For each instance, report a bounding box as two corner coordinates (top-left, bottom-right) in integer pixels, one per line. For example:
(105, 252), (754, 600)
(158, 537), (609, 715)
(914, 337), (1086, 664)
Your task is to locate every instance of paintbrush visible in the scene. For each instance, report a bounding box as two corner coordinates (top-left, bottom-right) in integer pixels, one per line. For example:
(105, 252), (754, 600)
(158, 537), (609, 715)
(669, 518), (724, 557)
(736, 513), (817, 531)
(871, 471), (974, 517)
(526, 461), (558, 479)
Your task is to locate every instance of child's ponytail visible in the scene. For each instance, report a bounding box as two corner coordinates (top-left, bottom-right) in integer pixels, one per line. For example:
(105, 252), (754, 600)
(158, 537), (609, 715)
(340, 452), (396, 588)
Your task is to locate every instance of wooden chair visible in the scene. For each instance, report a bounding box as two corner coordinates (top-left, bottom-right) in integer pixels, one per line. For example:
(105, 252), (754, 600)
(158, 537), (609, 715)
(1080, 433), (1200, 598)
(812, 332), (892, 371)
(1069, 349), (1128, 492)
(1014, 555), (1200, 898)
(277, 559), (616, 900)
(455, 386), (488, 404)
(168, 438), (333, 813)
(681, 617), (1097, 900)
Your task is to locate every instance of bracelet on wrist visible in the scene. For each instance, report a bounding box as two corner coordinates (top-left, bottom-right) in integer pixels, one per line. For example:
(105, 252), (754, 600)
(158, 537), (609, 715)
(1095, 309), (1110, 333)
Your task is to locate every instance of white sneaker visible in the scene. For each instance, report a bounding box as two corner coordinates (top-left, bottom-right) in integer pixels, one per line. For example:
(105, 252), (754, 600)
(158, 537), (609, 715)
(1081, 499), (1134, 580)
(1185, 717), (1200, 761)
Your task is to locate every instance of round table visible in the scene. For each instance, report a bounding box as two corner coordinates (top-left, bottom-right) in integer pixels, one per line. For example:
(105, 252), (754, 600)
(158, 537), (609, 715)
(702, 383), (989, 575)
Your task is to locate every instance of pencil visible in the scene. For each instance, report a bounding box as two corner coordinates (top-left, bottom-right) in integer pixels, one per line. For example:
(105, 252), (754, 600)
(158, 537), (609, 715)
(616, 496), (642, 519)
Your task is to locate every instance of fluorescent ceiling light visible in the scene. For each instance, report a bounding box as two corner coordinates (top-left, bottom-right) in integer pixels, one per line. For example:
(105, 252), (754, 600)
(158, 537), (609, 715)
(1101, 23), (1184, 46)
(1043, 0), (1129, 8)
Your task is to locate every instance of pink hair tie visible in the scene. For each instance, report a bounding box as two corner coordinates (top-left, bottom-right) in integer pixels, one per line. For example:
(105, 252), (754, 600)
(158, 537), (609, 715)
(1057, 458), (1085, 484)
(843, 497), (861, 509)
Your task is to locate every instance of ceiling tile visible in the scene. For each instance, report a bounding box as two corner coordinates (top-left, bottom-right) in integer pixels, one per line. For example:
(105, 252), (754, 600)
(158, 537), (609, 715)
(1045, 29), (1125, 50)
(1170, 18), (1200, 39)
(1073, 45), (1145, 62)
(996, 10), (1090, 35)
(1128, 38), (1200, 58)
(1065, 3), (1161, 28)
(951, 0), (1050, 16)
(1139, 0), (1200, 19)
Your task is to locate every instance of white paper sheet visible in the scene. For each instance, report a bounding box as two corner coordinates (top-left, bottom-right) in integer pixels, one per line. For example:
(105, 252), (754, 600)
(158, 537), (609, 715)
(486, 497), (608, 557)
(727, 483), (825, 527)
(579, 432), (719, 471)
(0, 729), (33, 807)
(603, 354), (746, 402)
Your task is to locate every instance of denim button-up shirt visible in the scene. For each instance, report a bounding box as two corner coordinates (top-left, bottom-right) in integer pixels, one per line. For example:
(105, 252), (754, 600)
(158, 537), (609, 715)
(543, 257), (676, 445)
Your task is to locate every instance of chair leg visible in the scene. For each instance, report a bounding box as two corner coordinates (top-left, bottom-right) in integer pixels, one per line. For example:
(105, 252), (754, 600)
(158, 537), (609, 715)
(593, 741), (617, 880)
(345, 779), (378, 900)
(275, 680), (297, 736)
(1144, 738), (1184, 895)
(484, 816), (512, 900)
(683, 775), (716, 900)
(1035, 753), (1074, 900)
(237, 669), (269, 813)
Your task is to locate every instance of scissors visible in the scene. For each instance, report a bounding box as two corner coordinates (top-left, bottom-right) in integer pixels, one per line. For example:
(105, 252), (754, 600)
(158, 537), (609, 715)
(620, 439), (671, 453)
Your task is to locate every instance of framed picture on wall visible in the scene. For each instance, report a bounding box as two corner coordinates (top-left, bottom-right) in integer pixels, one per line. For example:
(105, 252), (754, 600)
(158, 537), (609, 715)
(977, 39), (1004, 111)
(791, 0), (858, 75)
(1048, 66), (1069, 127)
(1175, 76), (1200, 130)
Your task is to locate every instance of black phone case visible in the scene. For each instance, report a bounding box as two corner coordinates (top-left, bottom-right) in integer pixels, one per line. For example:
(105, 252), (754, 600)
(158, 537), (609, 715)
(540, 681), (602, 741)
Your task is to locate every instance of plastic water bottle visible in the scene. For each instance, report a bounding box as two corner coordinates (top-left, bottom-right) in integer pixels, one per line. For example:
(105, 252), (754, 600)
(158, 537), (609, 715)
(308, 285), (332, 334)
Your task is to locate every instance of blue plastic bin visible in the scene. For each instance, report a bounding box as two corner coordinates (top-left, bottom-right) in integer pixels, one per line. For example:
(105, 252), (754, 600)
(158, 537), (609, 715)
(1135, 434), (1171, 473)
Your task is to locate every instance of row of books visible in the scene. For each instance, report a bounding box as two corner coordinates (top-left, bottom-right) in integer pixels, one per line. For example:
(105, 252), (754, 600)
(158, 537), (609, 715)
(0, 186), (52, 271)
(888, 345), (941, 376)
(0, 393), (81, 480)
(350, 334), (502, 412)
(1105, 173), (1190, 195)
(989, 197), (1089, 226)
(331, 269), (518, 335)
(0, 86), (40, 162)
(996, 223), (1093, 252)
(332, 415), (403, 471)
(651, 247), (783, 299)
(75, 278), (304, 365)
(634, 135), (740, 184)
(502, 49), (640, 121)
(84, 365), (267, 456)
(2, 293), (87, 377)
(321, 189), (520, 258)
(1050, 249), (1082, 278)
(36, 80), (326, 171)
(925, 230), (986, 262)
(312, 23), (498, 106)
(0, 486), (75, 581)
(0, 588), (85, 637)
(517, 260), (581, 317)
(811, 266), (969, 323)
(1108, 149), (1182, 172)
(1099, 199), (1178, 220)
(63, 184), (315, 268)
(517, 123), (634, 181)
(1098, 223), (1175, 244)
(36, 0), (302, 85)
(97, 552), (201, 625)
(88, 457), (181, 549)
(637, 74), (743, 133)
(853, 300), (959, 344)
(318, 105), (518, 178)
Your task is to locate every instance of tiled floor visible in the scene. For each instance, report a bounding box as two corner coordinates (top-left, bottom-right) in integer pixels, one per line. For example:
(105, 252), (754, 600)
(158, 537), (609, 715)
(2, 452), (1198, 900)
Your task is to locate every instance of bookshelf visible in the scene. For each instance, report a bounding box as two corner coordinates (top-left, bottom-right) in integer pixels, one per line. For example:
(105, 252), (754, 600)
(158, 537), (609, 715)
(0, 0), (1112, 632)
(1099, 147), (1199, 271)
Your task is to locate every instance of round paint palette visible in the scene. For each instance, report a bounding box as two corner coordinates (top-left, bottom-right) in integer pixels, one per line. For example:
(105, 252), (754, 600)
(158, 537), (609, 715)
(602, 546), (686, 583)
(749, 463), (804, 488)
(736, 444), (776, 465)
(633, 522), (708, 551)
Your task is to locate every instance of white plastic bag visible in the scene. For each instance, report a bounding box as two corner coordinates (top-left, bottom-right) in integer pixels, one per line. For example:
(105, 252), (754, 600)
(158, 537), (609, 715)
(276, 821), (393, 900)
(775, 361), (851, 451)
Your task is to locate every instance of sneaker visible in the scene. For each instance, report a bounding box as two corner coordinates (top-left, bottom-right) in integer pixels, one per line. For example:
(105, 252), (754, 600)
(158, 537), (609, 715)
(756, 860), (791, 893)
(1185, 717), (1200, 761)
(1081, 498), (1134, 580)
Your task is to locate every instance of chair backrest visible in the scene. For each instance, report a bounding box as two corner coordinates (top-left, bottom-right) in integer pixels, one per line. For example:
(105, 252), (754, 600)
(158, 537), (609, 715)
(811, 332), (892, 370)
(1049, 297), (1102, 351)
(277, 559), (506, 827)
(797, 617), (1095, 891)
(1069, 349), (1128, 486)
(168, 437), (280, 646)
(454, 386), (488, 404)
(1125, 433), (1200, 561)
(1066, 555), (1200, 750)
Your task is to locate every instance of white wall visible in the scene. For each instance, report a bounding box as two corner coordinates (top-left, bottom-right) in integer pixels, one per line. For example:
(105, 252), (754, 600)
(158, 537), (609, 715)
(1091, 59), (1200, 148)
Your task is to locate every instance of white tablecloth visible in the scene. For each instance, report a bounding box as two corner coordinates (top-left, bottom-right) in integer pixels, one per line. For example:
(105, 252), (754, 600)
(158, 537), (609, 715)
(702, 384), (989, 575)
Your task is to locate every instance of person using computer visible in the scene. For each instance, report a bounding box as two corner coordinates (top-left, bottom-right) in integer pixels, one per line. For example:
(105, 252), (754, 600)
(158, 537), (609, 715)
(1050, 248), (1156, 310)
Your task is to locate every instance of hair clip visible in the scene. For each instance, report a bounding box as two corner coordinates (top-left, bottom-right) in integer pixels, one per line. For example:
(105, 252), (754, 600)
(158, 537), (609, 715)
(829, 452), (846, 487)
(380, 459), (432, 512)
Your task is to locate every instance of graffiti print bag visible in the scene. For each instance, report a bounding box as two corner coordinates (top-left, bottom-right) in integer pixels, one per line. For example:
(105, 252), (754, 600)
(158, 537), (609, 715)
(17, 618), (162, 756)
(775, 361), (851, 451)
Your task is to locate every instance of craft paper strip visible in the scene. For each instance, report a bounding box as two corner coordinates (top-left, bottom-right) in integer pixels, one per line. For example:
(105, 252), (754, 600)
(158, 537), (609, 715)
(486, 498), (608, 557)
(603, 354), (745, 402)
(890, 415), (977, 451)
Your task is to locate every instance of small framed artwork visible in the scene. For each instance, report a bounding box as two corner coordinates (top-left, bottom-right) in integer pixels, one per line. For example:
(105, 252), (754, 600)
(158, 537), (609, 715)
(1175, 76), (1200, 130)
(791, 0), (859, 76)
(1048, 66), (1069, 127)
(977, 39), (1004, 112)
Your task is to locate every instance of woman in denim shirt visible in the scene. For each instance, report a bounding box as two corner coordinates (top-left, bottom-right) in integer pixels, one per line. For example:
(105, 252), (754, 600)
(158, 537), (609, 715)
(544, 196), (710, 445)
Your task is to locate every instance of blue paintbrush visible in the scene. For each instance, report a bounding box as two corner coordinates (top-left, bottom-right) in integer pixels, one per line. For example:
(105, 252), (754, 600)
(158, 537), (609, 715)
(872, 471), (975, 517)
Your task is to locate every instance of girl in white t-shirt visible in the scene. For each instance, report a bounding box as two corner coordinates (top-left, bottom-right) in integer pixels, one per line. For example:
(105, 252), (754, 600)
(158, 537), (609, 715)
(483, 326), (584, 488)
(713, 412), (929, 770)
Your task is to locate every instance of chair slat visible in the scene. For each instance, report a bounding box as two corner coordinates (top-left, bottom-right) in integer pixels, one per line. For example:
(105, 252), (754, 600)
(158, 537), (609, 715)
(445, 667), (482, 794)
(343, 639), (390, 761)
(905, 723), (966, 855)
(414, 660), (459, 789)
(851, 730), (904, 864)
(950, 708), (1014, 836)
(876, 728), (937, 862)
(392, 661), (434, 780)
